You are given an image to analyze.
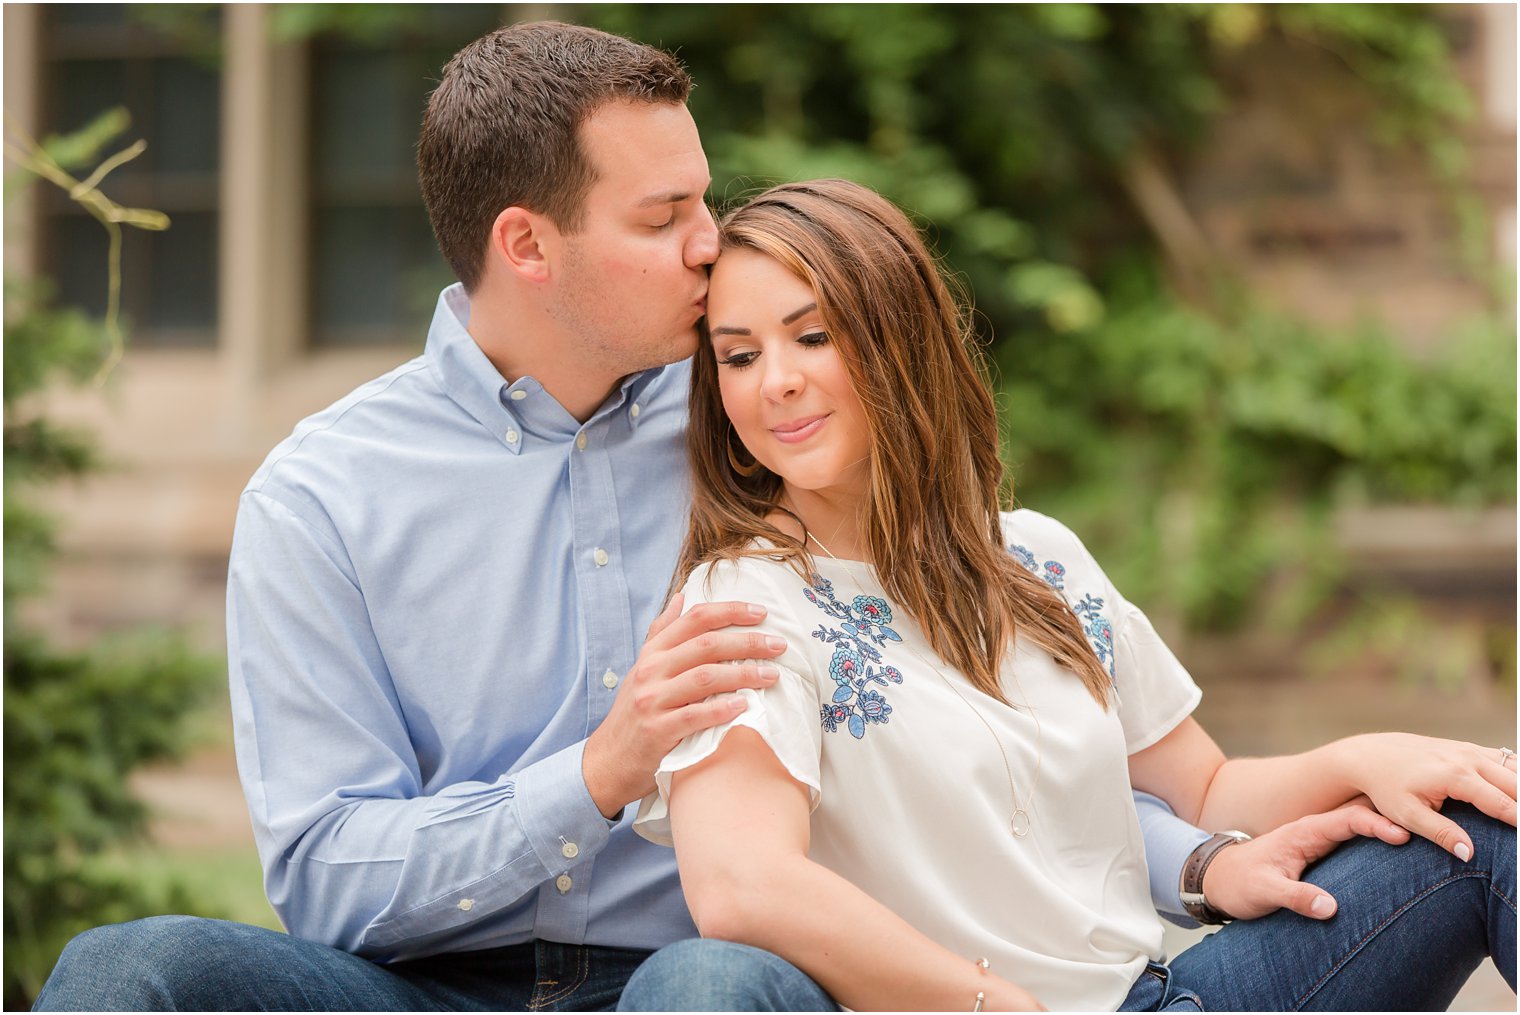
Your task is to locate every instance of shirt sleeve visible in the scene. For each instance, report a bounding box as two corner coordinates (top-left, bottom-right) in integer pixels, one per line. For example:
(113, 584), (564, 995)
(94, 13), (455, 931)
(634, 558), (824, 846)
(1006, 510), (1202, 753)
(228, 489), (614, 960)
(1132, 790), (1209, 928)
(1109, 592), (1203, 753)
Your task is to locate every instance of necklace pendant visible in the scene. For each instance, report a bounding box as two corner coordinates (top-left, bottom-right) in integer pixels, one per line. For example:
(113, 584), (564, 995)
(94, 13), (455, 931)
(1010, 809), (1031, 838)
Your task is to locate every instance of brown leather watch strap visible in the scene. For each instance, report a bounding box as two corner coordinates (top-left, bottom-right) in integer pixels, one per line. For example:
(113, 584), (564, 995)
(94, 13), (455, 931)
(1178, 830), (1251, 924)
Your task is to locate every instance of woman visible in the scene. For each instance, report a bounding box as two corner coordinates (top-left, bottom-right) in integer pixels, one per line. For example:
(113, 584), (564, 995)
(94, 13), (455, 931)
(633, 179), (1515, 1011)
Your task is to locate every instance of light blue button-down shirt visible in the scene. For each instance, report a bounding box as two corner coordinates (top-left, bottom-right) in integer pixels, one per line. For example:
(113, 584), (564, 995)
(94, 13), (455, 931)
(229, 285), (697, 960)
(228, 285), (1204, 962)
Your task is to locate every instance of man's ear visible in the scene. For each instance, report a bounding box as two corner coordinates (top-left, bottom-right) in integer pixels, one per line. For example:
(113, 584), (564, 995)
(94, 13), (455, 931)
(488, 206), (555, 283)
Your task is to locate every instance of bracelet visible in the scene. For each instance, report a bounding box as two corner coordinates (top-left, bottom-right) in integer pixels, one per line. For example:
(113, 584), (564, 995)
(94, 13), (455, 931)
(1178, 830), (1251, 924)
(972, 956), (989, 1011)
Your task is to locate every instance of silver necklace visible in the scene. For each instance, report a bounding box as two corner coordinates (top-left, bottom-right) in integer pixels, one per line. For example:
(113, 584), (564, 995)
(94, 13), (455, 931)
(806, 529), (1043, 838)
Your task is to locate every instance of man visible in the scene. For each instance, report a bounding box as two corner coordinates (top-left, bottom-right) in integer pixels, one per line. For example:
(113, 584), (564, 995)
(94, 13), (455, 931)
(34, 21), (1396, 1012)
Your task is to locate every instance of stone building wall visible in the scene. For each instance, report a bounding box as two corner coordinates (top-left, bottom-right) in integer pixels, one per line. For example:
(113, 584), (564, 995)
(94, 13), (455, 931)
(1177, 4), (1515, 353)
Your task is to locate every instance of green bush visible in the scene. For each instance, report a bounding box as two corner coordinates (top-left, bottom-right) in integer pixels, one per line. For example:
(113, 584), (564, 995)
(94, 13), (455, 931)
(271, 3), (1513, 640)
(577, 3), (1513, 631)
(3, 118), (220, 1009)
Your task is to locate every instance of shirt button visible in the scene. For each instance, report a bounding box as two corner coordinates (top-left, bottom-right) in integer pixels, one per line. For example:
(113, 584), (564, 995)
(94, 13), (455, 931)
(630, 403), (641, 418)
(576, 433), (588, 451)
(457, 898), (475, 912)
(505, 429), (519, 445)
(556, 875), (573, 894)
(594, 548), (609, 567)
(561, 842), (579, 859)
(510, 389), (526, 401)
(602, 669), (619, 689)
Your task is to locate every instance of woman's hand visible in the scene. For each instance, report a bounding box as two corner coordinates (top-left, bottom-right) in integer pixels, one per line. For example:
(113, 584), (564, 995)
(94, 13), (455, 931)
(1202, 803), (1410, 921)
(1336, 733), (1517, 861)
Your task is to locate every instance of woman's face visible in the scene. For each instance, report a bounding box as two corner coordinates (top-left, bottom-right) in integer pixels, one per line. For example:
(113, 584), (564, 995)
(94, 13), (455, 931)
(706, 247), (871, 499)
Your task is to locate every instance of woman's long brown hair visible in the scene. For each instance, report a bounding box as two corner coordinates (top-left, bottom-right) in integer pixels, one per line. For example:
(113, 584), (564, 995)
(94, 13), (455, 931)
(675, 179), (1110, 708)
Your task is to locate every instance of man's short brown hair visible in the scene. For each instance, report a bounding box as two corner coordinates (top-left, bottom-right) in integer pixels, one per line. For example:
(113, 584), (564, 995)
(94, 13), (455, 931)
(417, 21), (692, 291)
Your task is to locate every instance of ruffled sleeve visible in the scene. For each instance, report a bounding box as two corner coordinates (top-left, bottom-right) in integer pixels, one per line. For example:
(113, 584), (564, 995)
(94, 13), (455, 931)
(633, 556), (825, 846)
(1001, 510), (1201, 754)
(1107, 593), (1202, 752)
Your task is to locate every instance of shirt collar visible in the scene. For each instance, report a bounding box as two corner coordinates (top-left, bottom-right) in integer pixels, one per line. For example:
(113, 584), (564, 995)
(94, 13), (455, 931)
(424, 284), (676, 452)
(425, 285), (522, 450)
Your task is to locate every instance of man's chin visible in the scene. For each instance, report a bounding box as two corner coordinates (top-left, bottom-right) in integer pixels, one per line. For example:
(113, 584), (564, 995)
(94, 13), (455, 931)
(664, 327), (701, 365)
(620, 332), (699, 377)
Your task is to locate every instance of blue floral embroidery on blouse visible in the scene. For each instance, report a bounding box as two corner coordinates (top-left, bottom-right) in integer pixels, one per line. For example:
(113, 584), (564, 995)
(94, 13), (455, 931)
(803, 574), (903, 740)
(1008, 543), (1065, 590)
(1073, 593), (1116, 679)
(1008, 542), (1116, 681)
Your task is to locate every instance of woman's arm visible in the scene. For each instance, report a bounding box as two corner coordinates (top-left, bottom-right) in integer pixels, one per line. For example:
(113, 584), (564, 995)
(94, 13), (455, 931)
(1129, 718), (1517, 860)
(668, 727), (1042, 1012)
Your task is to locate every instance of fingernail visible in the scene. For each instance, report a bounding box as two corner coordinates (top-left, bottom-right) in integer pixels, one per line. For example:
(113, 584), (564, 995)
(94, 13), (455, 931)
(765, 635), (786, 652)
(1454, 842), (1472, 862)
(747, 603), (767, 617)
(757, 665), (779, 682)
(1310, 895), (1336, 918)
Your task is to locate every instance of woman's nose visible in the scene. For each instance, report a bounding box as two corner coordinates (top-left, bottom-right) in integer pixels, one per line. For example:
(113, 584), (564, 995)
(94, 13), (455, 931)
(760, 351), (803, 401)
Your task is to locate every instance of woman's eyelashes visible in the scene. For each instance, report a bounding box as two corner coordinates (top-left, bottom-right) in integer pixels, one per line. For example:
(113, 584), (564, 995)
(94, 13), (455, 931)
(716, 349), (759, 369)
(716, 331), (831, 370)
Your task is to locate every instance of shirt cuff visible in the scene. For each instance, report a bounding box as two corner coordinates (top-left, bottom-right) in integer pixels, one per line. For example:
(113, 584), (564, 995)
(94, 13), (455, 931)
(1133, 790), (1210, 928)
(513, 739), (617, 877)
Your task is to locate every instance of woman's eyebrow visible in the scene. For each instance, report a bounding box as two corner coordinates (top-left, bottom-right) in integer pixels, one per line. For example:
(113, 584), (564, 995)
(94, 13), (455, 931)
(710, 302), (818, 337)
(782, 302), (818, 325)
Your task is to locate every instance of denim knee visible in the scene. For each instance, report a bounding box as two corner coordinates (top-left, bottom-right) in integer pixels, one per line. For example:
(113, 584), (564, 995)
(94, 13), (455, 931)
(36, 915), (249, 1011)
(36, 917), (208, 1008)
(1454, 801), (1516, 874)
(619, 938), (837, 1012)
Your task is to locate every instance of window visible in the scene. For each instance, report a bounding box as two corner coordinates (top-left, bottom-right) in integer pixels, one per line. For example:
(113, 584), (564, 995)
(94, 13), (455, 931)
(306, 9), (498, 347)
(40, 4), (222, 348)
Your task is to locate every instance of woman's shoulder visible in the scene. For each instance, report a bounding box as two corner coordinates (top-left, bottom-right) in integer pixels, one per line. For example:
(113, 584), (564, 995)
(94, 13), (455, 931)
(680, 545), (816, 611)
(999, 509), (1094, 579)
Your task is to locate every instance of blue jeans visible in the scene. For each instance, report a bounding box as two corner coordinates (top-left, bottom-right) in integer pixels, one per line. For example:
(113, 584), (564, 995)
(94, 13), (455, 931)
(34, 920), (656, 1011)
(34, 804), (1512, 1011)
(1119, 801), (1515, 1011)
(618, 940), (834, 1011)
(32, 920), (831, 1012)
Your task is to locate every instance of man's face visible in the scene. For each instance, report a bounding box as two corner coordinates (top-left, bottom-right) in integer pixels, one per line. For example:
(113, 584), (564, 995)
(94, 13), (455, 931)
(545, 101), (718, 376)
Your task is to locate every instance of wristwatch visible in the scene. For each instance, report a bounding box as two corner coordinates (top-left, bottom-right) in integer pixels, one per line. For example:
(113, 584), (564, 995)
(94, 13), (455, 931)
(1178, 829), (1251, 924)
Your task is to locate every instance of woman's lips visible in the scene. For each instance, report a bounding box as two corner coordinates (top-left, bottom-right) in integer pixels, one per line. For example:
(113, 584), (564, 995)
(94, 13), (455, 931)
(771, 414), (829, 444)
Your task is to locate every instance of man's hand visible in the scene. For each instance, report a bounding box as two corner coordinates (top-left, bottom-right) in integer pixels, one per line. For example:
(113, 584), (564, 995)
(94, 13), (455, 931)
(583, 593), (787, 817)
(1201, 803), (1410, 921)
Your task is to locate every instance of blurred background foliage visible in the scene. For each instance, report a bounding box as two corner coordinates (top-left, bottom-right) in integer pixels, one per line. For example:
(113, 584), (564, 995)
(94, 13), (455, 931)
(580, 3), (1515, 636)
(3, 2), (1513, 1006)
(232, 2), (1515, 639)
(4, 115), (221, 1007)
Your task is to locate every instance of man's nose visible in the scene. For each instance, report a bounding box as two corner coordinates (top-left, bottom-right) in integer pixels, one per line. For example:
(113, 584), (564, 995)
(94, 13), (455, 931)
(687, 203), (720, 268)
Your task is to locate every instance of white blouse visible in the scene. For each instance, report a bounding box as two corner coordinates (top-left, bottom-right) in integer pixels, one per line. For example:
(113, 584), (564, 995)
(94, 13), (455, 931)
(635, 509), (1202, 1011)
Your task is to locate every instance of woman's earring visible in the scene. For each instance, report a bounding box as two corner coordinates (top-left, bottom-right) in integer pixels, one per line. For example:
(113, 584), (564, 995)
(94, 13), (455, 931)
(726, 425), (761, 477)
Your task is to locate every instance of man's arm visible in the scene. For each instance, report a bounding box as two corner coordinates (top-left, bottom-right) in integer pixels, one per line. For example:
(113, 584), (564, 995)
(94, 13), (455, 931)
(1133, 791), (1209, 926)
(1132, 789), (1409, 926)
(229, 490), (781, 958)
